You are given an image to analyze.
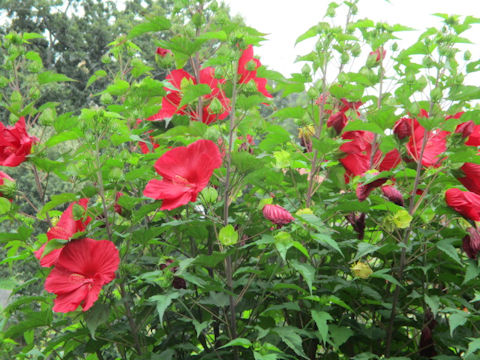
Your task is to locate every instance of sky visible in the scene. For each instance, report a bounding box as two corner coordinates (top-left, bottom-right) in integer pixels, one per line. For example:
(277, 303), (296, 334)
(222, 0), (480, 76)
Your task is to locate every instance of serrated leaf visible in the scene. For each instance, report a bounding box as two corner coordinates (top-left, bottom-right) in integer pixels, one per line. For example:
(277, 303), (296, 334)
(328, 325), (353, 348)
(150, 292), (182, 325)
(436, 239), (462, 265)
(311, 233), (343, 256)
(311, 310), (332, 343)
(448, 311), (468, 336)
(179, 84), (211, 107)
(274, 327), (308, 359)
(465, 338), (480, 358)
(38, 71), (75, 84)
(295, 25), (318, 44)
(45, 130), (82, 147)
(290, 260), (315, 294)
(128, 16), (171, 39)
(84, 303), (109, 339)
(41, 239), (68, 258)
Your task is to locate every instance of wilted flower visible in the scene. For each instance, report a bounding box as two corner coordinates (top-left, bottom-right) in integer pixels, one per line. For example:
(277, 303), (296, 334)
(381, 185), (404, 206)
(160, 259), (187, 289)
(462, 227), (480, 259)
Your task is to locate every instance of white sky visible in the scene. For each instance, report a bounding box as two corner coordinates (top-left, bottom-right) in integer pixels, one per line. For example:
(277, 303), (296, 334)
(222, 0), (480, 76)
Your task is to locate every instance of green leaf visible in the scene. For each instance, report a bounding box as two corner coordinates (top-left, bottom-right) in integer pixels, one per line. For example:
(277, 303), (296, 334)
(464, 262), (480, 284)
(295, 25), (318, 44)
(41, 239), (68, 258)
(38, 193), (78, 219)
(0, 197), (11, 215)
(354, 242), (378, 262)
(424, 295), (440, 317)
(311, 233), (343, 256)
(220, 338), (252, 349)
(259, 125), (291, 151)
(179, 84), (211, 107)
(311, 310), (332, 343)
(465, 338), (480, 358)
(84, 303), (109, 340)
(198, 31), (227, 41)
(370, 269), (403, 288)
(128, 16), (171, 39)
(23, 33), (44, 41)
(105, 79), (130, 96)
(38, 71), (75, 84)
(436, 238), (462, 265)
(448, 311), (468, 336)
(274, 327), (308, 359)
(272, 106), (306, 120)
(150, 292), (182, 325)
(45, 130), (82, 147)
(343, 121), (383, 134)
(219, 224), (238, 246)
(290, 260), (315, 294)
(328, 325), (353, 348)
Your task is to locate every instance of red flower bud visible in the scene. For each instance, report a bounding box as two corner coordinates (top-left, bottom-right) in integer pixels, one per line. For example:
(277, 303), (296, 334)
(156, 47), (172, 57)
(262, 204), (294, 226)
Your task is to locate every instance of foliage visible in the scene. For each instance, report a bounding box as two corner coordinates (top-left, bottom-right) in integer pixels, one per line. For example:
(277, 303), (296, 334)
(1, 0), (480, 359)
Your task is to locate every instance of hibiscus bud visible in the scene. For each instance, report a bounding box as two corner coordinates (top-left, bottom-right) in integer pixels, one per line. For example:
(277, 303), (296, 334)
(100, 93), (113, 105)
(101, 54), (111, 64)
(72, 204), (86, 221)
(114, 192), (124, 216)
(381, 185), (404, 206)
(0, 174), (16, 200)
(262, 204), (294, 226)
(301, 64), (310, 76)
(464, 50), (472, 61)
(207, 97), (224, 115)
(351, 261), (373, 279)
(246, 60), (257, 71)
(213, 67), (225, 79)
(0, 76), (8, 88)
(156, 47), (171, 57)
(307, 87), (319, 99)
(351, 43), (361, 57)
(340, 52), (350, 64)
(109, 167), (123, 181)
(200, 187), (218, 204)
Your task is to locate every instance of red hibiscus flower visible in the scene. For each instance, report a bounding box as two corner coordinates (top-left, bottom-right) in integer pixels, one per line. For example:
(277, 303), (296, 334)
(445, 188), (480, 221)
(44, 238), (119, 313)
(406, 111), (448, 168)
(0, 117), (38, 167)
(238, 45), (272, 98)
(465, 124), (480, 146)
(340, 131), (401, 178)
(35, 199), (91, 267)
(458, 163), (480, 195)
(262, 204), (294, 226)
(148, 68), (230, 124)
(0, 171), (15, 201)
(143, 139), (222, 210)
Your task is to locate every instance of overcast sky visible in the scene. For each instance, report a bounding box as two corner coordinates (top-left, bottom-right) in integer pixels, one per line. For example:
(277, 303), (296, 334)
(222, 0), (480, 76)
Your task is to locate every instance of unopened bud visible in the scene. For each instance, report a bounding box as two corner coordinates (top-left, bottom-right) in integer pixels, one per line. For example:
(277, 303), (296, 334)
(351, 261), (373, 279)
(207, 97), (224, 114)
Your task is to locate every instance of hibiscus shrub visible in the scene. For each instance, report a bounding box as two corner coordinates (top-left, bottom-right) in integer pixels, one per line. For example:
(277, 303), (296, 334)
(2, 1), (480, 359)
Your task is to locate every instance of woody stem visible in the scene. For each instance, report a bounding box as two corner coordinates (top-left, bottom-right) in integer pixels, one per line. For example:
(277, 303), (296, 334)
(223, 63), (239, 359)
